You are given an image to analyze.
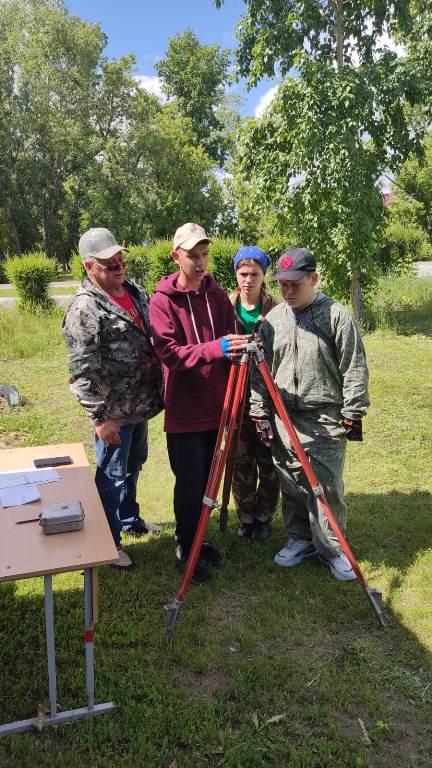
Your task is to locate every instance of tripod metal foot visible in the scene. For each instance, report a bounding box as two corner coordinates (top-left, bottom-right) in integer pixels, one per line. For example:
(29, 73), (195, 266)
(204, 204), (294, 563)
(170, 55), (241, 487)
(164, 599), (183, 643)
(365, 588), (385, 627)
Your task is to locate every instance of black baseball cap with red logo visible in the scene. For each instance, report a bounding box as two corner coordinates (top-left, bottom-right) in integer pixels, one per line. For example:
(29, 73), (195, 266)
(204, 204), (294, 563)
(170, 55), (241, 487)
(273, 248), (317, 282)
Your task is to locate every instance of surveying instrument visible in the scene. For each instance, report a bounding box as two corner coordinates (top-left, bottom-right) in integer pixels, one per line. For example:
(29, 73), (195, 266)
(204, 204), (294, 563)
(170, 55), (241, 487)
(164, 340), (385, 641)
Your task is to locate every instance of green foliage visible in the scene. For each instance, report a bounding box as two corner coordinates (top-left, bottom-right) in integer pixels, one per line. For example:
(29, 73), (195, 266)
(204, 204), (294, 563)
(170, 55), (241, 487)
(207, 237), (241, 291)
(69, 252), (85, 280)
(387, 195), (427, 230)
(218, 0), (432, 322)
(379, 221), (432, 273)
(0, 0), (105, 257)
(123, 245), (148, 287)
(5, 252), (57, 311)
(144, 240), (175, 294)
(156, 29), (233, 165)
(0, 6), (228, 260)
(391, 133), (432, 238)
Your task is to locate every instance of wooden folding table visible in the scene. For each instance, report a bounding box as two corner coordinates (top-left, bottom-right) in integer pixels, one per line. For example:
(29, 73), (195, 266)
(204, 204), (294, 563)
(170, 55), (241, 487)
(0, 443), (119, 735)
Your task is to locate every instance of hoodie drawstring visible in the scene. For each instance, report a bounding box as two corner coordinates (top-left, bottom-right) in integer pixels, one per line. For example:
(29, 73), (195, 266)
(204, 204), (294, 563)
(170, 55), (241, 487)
(187, 292), (216, 344)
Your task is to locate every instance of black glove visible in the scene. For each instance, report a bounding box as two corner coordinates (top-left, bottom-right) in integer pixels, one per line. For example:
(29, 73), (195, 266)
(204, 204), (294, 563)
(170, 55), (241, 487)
(341, 418), (363, 441)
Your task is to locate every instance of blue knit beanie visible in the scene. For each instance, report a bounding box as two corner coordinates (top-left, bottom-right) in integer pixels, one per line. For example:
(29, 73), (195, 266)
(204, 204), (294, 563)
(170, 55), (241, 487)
(233, 245), (271, 274)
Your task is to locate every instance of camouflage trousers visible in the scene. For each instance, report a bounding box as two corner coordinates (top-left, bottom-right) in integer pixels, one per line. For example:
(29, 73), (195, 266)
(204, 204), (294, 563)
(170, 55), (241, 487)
(231, 415), (280, 524)
(271, 407), (347, 559)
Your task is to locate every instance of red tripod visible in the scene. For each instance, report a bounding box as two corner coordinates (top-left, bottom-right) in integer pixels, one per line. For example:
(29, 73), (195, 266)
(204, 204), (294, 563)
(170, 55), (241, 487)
(164, 341), (385, 640)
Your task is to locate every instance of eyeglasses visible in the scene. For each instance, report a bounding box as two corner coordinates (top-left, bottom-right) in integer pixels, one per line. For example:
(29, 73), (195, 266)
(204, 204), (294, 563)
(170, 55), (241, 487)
(94, 257), (125, 272)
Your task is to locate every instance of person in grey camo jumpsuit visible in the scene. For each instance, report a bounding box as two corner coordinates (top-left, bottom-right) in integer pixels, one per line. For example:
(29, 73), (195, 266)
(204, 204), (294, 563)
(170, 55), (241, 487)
(249, 248), (369, 581)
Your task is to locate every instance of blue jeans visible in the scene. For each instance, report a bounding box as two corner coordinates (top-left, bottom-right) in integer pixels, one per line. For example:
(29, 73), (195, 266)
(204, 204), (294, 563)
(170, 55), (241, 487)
(94, 422), (148, 547)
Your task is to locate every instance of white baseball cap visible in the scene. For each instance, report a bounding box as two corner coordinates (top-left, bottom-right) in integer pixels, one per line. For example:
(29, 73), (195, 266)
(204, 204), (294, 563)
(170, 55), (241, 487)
(173, 222), (210, 252)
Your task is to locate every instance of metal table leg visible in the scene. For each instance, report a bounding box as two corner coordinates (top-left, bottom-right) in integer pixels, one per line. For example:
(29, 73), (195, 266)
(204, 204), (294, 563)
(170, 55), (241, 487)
(0, 571), (116, 736)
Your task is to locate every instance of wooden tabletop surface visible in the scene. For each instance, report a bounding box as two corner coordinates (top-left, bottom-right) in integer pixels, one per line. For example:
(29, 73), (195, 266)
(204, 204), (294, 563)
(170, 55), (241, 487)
(0, 443), (118, 582)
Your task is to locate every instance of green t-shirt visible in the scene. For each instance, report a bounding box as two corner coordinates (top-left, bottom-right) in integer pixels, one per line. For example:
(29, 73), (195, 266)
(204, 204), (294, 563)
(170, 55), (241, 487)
(236, 299), (262, 334)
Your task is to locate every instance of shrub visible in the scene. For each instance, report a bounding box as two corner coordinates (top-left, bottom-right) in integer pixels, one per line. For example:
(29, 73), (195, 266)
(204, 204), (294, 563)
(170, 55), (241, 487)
(208, 237), (241, 292)
(5, 253), (57, 312)
(145, 240), (175, 294)
(378, 221), (431, 273)
(123, 245), (148, 287)
(69, 251), (85, 280)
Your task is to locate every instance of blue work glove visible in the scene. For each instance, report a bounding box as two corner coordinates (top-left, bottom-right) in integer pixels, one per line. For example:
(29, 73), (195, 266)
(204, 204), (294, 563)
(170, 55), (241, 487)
(219, 334), (250, 361)
(220, 337), (230, 357)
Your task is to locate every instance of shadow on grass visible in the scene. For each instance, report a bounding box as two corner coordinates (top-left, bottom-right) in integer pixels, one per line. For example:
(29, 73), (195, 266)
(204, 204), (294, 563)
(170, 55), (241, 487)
(345, 489), (432, 572)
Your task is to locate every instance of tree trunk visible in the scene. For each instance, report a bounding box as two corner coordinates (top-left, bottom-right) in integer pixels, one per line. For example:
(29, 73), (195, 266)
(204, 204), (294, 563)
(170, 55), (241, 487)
(5, 205), (21, 254)
(42, 158), (63, 257)
(350, 269), (366, 327)
(335, 0), (344, 68)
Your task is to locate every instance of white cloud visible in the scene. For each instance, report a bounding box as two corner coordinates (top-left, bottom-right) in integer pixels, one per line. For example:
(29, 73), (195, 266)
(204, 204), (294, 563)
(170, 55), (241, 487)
(254, 85), (279, 118)
(135, 75), (167, 103)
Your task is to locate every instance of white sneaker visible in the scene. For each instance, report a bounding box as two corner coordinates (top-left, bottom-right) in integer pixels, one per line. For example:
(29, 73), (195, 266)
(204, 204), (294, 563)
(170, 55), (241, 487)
(273, 538), (317, 567)
(112, 547), (134, 571)
(320, 552), (356, 581)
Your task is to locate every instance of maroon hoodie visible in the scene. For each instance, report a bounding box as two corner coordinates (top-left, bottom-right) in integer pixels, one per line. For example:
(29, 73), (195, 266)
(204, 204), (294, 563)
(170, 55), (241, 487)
(149, 272), (236, 432)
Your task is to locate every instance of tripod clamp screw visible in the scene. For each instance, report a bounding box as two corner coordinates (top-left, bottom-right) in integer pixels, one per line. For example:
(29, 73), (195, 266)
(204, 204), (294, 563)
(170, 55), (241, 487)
(203, 495), (219, 509)
(312, 483), (324, 497)
(245, 340), (265, 362)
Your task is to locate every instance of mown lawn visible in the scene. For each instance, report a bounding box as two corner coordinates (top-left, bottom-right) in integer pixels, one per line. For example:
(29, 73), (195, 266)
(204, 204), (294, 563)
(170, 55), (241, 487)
(0, 305), (431, 768)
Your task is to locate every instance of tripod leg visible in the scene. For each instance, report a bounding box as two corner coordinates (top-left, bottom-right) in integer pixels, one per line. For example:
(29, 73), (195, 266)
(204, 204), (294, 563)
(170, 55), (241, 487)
(165, 360), (250, 641)
(256, 357), (385, 627)
(220, 366), (250, 531)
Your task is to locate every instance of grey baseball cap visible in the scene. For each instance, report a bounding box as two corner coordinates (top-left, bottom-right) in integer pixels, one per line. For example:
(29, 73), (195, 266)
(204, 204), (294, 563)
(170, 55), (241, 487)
(78, 227), (126, 261)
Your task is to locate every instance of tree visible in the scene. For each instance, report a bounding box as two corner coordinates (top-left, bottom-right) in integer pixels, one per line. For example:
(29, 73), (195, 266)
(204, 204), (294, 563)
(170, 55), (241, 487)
(0, 3), (228, 259)
(156, 29), (234, 166)
(216, 0), (432, 322)
(0, 0), (105, 257)
(391, 132), (432, 237)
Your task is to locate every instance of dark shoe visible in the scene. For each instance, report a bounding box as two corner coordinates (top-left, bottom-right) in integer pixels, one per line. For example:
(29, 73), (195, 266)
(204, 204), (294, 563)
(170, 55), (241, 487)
(200, 542), (222, 567)
(251, 521), (272, 541)
(237, 522), (254, 539)
(111, 547), (134, 571)
(176, 555), (213, 583)
(128, 518), (162, 536)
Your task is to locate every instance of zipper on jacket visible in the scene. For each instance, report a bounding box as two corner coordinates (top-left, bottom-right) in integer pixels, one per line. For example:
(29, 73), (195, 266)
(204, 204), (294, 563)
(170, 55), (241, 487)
(293, 321), (299, 411)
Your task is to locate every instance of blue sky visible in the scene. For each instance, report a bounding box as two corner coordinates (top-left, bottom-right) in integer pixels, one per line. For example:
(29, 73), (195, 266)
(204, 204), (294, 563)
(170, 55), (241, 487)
(66, 0), (278, 116)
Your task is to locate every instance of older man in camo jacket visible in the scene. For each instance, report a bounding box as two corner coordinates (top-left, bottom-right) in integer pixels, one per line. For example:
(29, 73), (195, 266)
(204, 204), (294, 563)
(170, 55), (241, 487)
(250, 248), (369, 582)
(62, 228), (164, 570)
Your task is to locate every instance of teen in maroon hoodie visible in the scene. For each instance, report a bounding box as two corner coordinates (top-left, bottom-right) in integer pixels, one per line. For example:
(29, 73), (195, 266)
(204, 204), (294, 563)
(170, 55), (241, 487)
(149, 223), (249, 581)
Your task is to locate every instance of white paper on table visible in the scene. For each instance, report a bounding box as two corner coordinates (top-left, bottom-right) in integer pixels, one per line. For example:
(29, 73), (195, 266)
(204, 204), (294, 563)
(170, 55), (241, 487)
(0, 483), (41, 508)
(0, 469), (60, 488)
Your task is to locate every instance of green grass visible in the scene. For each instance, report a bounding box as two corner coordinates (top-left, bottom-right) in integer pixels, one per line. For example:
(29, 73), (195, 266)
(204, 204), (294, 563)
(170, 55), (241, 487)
(0, 304), (431, 768)
(366, 274), (432, 335)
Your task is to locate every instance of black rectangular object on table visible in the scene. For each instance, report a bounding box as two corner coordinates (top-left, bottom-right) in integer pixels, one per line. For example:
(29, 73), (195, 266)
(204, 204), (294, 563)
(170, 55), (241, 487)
(34, 456), (73, 468)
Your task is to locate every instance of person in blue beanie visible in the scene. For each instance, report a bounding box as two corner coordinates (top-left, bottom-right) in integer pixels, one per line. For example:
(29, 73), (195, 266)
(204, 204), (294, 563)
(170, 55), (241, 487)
(229, 246), (280, 540)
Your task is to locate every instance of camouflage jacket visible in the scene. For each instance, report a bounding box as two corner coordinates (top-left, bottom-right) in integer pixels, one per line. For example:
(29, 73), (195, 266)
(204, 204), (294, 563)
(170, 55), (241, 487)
(62, 277), (164, 425)
(250, 292), (369, 421)
(229, 286), (279, 334)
